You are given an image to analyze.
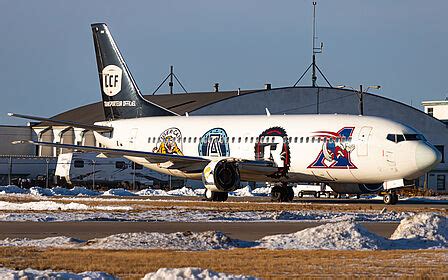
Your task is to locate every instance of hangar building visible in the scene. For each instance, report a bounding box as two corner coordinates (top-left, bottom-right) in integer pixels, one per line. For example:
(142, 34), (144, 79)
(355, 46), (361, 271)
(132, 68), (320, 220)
(3, 86), (448, 193)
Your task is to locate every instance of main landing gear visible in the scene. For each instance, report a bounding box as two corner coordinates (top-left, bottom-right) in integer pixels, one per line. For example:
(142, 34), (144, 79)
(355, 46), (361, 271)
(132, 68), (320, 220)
(204, 189), (229, 202)
(271, 183), (294, 202)
(383, 192), (399, 205)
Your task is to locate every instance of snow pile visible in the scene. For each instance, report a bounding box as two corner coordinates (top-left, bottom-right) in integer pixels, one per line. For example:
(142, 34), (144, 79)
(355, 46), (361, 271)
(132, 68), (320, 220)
(0, 267), (116, 280)
(0, 236), (84, 248)
(51, 186), (101, 196)
(0, 185), (27, 194)
(259, 221), (386, 250)
(230, 186), (254, 197)
(143, 267), (258, 280)
(390, 213), (448, 249)
(102, 188), (136, 196)
(167, 187), (197, 196)
(251, 186), (271, 196)
(29, 186), (54, 196)
(84, 231), (244, 251)
(0, 201), (131, 211)
(137, 188), (168, 196)
(194, 188), (206, 195)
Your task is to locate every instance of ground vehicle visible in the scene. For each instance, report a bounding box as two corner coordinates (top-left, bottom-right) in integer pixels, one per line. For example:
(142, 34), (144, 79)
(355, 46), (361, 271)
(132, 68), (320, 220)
(55, 152), (181, 189)
(295, 184), (337, 198)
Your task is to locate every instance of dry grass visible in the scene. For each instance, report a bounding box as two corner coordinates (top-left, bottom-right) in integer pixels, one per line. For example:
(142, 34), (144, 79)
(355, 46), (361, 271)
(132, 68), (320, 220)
(0, 247), (447, 279)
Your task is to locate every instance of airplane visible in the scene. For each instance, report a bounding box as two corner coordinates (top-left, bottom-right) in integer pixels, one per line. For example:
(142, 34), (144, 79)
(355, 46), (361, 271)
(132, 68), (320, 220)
(11, 23), (441, 205)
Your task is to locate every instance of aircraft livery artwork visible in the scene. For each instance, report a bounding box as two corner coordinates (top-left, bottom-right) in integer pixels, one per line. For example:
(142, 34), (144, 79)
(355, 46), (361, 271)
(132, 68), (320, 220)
(254, 127), (291, 178)
(308, 127), (357, 169)
(153, 128), (184, 156)
(198, 128), (230, 157)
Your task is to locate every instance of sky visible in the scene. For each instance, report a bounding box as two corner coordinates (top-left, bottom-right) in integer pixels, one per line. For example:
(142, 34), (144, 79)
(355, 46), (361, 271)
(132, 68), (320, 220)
(0, 0), (447, 125)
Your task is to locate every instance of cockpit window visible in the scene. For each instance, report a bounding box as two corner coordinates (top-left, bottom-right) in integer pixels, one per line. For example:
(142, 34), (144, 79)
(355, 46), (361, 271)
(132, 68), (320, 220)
(387, 133), (426, 143)
(404, 134), (426, 141)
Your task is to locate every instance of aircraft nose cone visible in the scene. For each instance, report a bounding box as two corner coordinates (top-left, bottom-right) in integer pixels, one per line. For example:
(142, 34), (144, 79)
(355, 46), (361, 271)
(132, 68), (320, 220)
(415, 144), (442, 171)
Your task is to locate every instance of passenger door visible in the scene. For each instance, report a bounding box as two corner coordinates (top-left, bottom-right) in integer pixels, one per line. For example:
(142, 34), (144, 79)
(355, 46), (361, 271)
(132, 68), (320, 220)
(357, 126), (372, 156)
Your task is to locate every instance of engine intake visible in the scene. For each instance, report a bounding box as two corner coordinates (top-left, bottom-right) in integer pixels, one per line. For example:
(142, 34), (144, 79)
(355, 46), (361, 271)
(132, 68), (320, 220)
(202, 159), (240, 192)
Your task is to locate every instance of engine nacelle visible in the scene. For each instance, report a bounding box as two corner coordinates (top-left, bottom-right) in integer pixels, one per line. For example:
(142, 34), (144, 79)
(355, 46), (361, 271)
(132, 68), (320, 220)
(202, 159), (240, 192)
(329, 183), (384, 194)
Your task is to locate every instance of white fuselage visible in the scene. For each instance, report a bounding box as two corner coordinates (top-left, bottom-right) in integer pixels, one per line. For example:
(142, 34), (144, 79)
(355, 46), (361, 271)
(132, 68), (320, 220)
(93, 114), (439, 185)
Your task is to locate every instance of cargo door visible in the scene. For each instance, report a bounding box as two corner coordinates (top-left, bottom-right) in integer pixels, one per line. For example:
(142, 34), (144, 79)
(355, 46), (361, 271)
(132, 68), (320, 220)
(357, 126), (372, 156)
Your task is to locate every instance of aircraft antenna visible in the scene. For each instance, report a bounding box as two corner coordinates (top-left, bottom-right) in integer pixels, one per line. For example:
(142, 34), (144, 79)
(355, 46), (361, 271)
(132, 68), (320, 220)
(293, 1), (332, 87)
(152, 65), (188, 95)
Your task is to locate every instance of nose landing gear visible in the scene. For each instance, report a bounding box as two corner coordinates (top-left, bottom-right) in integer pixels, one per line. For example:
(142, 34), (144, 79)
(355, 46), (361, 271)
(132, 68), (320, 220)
(383, 192), (399, 205)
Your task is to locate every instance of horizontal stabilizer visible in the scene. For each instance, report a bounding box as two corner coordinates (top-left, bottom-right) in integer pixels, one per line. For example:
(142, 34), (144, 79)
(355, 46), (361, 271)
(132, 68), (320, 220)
(8, 113), (113, 132)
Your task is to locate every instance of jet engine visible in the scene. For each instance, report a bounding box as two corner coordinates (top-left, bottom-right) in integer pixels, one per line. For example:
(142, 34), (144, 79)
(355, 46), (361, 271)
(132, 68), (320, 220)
(329, 183), (384, 194)
(202, 159), (240, 192)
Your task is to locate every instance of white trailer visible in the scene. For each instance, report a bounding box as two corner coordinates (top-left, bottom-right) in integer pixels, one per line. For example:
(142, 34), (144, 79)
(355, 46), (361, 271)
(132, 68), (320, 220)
(55, 152), (175, 189)
(295, 183), (337, 198)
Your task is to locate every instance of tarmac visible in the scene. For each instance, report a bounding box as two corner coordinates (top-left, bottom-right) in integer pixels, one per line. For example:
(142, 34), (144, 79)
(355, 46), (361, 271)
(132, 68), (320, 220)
(0, 221), (399, 241)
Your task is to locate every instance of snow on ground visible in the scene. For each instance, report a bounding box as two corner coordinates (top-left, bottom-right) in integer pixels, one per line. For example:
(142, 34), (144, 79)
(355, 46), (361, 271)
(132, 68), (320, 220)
(1, 185), (448, 202)
(0, 236), (84, 248)
(0, 267), (116, 280)
(166, 186), (197, 196)
(259, 213), (448, 250)
(0, 201), (132, 211)
(390, 213), (448, 249)
(230, 186), (254, 197)
(142, 267), (258, 280)
(102, 188), (137, 196)
(259, 221), (387, 250)
(0, 185), (28, 194)
(0, 208), (409, 223)
(1, 213), (446, 251)
(84, 231), (252, 251)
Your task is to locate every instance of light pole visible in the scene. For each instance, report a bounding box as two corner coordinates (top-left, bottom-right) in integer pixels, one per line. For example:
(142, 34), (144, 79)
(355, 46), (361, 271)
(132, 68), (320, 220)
(336, 85), (381, 115)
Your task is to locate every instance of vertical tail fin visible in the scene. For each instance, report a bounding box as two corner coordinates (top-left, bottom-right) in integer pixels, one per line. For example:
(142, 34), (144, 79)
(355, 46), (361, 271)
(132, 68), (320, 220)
(91, 23), (177, 120)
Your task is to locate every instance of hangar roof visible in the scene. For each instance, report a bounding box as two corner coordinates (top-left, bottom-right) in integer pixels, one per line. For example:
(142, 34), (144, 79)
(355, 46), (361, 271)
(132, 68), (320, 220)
(39, 90), (255, 126)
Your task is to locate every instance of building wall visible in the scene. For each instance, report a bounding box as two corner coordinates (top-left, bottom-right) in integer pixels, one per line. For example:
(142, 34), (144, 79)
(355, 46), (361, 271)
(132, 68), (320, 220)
(0, 126), (35, 155)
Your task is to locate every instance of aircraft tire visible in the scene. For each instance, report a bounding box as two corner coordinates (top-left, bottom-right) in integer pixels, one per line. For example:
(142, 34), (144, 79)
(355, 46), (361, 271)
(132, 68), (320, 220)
(271, 186), (283, 202)
(285, 186), (294, 202)
(383, 193), (397, 205)
(298, 192), (303, 198)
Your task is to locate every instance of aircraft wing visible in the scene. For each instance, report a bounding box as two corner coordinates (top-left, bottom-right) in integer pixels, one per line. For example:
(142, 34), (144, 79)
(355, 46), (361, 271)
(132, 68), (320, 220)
(14, 140), (210, 173)
(8, 113), (113, 133)
(14, 140), (283, 179)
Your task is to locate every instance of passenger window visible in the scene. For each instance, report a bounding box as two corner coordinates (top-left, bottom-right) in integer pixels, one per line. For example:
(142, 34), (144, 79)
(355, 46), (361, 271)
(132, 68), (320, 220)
(300, 137), (304, 143)
(74, 160), (84, 168)
(115, 161), (126, 169)
(245, 137), (248, 143)
(306, 137), (309, 143)
(238, 137), (241, 143)
(232, 137), (235, 143)
(194, 137), (197, 143)
(183, 137), (186, 143)
(250, 137), (254, 143)
(132, 162), (143, 170)
(148, 137), (151, 143)
(152, 137), (156, 143)
(294, 137), (298, 143)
